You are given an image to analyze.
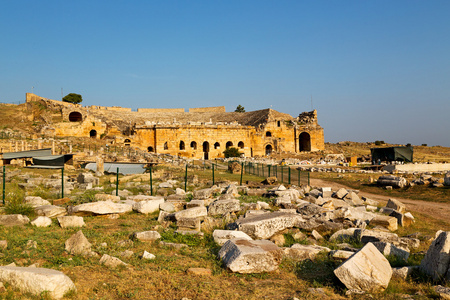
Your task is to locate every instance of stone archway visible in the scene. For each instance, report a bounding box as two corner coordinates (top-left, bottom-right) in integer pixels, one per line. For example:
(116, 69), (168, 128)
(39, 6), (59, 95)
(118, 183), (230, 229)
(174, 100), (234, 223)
(203, 141), (210, 160)
(265, 144), (273, 156)
(89, 130), (97, 138)
(68, 111), (82, 122)
(147, 146), (154, 152)
(299, 132), (311, 151)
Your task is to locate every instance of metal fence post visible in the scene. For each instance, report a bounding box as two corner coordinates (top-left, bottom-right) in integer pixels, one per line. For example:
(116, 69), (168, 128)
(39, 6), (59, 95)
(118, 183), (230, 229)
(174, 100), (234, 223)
(150, 166), (153, 196)
(61, 167), (64, 198)
(298, 169), (300, 186)
(2, 166), (5, 205)
(212, 164), (215, 186)
(268, 165), (271, 177)
(308, 172), (310, 186)
(116, 168), (119, 196)
(240, 162), (243, 186)
(288, 167), (291, 184)
(281, 166), (283, 183)
(185, 164), (188, 192)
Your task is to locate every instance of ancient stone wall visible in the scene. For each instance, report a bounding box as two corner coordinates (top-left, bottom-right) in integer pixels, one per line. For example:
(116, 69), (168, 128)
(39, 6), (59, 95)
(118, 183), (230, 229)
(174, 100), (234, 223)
(189, 106), (226, 113)
(137, 108), (185, 113)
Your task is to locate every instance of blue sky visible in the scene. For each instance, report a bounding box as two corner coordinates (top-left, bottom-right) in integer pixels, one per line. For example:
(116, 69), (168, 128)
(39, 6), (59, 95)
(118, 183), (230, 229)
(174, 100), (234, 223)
(1, 1), (449, 146)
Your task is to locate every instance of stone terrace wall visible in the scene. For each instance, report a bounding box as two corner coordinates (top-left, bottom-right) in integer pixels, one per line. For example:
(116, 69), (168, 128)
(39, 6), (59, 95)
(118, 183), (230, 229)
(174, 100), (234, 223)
(88, 106), (132, 112)
(189, 106), (226, 113)
(137, 108), (185, 113)
(26, 93), (80, 108)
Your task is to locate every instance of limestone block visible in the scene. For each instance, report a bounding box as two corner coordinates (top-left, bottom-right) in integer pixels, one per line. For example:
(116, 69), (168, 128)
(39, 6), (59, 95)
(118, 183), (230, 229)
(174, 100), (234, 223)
(419, 231), (450, 280)
(132, 198), (164, 214)
(369, 215), (398, 231)
(185, 200), (206, 208)
(233, 211), (305, 239)
(345, 192), (364, 206)
(218, 239), (281, 273)
(434, 285), (450, 300)
(373, 242), (410, 261)
(225, 184), (240, 197)
(35, 205), (67, 218)
(142, 251), (156, 260)
(334, 243), (392, 292)
(377, 176), (407, 188)
(334, 188), (348, 199)
(329, 250), (355, 261)
(177, 218), (201, 230)
(0, 266), (75, 299)
(24, 196), (51, 208)
(343, 207), (376, 223)
(208, 199), (240, 216)
(297, 203), (323, 216)
(71, 200), (132, 215)
(160, 202), (176, 212)
(99, 254), (128, 268)
(321, 187), (332, 198)
(186, 267), (212, 276)
(132, 231), (161, 242)
(0, 214), (30, 226)
(174, 207), (207, 221)
(57, 216), (85, 228)
(257, 201), (270, 210)
(392, 266), (416, 280)
(360, 229), (399, 244)
(94, 194), (120, 202)
(31, 216), (52, 227)
(65, 230), (94, 256)
(386, 199), (406, 213)
(389, 210), (414, 227)
(329, 228), (362, 242)
(193, 188), (213, 200)
(213, 230), (253, 246)
(283, 244), (331, 260)
(362, 197), (379, 207)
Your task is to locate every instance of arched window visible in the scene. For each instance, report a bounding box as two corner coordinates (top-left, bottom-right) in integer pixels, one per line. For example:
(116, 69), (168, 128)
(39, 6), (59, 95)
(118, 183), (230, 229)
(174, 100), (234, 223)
(164, 142), (168, 150)
(89, 130), (97, 138)
(68, 112), (82, 122)
(277, 120), (281, 127)
(179, 141), (185, 150)
(147, 146), (154, 152)
(238, 141), (244, 149)
(266, 131), (272, 137)
(226, 141), (233, 149)
(214, 142), (220, 149)
(124, 139), (131, 147)
(190, 141), (197, 150)
(265, 144), (273, 155)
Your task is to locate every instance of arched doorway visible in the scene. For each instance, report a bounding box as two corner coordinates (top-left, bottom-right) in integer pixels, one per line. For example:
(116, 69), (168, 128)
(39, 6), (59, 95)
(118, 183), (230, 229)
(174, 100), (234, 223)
(299, 132), (311, 151)
(203, 141), (210, 160)
(226, 141), (233, 149)
(238, 141), (244, 149)
(68, 112), (82, 122)
(147, 146), (154, 152)
(214, 142), (220, 149)
(265, 144), (273, 156)
(89, 130), (97, 138)
(190, 141), (197, 150)
(179, 141), (185, 150)
(124, 139), (131, 147)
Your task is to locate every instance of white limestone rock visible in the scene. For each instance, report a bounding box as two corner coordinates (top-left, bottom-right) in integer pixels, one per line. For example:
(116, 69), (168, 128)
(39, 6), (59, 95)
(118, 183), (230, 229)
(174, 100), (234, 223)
(174, 206), (208, 220)
(386, 198), (406, 213)
(57, 216), (85, 228)
(71, 200), (132, 215)
(24, 196), (51, 207)
(208, 199), (241, 216)
(141, 251), (156, 260)
(218, 239), (281, 273)
(30, 216), (52, 227)
(213, 230), (253, 246)
(420, 231), (450, 280)
(233, 211), (305, 239)
(283, 244), (331, 260)
(0, 266), (76, 299)
(133, 231), (161, 242)
(132, 198), (165, 214)
(373, 242), (410, 261)
(34, 205), (67, 218)
(65, 230), (95, 257)
(99, 254), (128, 268)
(334, 242), (393, 292)
(0, 214), (30, 226)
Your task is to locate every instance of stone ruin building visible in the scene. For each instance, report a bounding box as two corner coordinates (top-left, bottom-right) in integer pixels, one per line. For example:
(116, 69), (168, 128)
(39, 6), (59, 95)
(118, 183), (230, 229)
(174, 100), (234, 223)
(26, 93), (325, 159)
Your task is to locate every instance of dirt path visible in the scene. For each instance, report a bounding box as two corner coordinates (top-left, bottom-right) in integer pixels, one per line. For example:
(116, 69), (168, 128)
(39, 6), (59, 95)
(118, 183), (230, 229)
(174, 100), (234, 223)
(311, 178), (450, 228)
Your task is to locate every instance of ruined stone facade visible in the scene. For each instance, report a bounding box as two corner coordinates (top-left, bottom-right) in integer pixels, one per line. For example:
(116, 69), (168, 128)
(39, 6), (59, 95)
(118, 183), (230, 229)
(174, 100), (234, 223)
(26, 93), (324, 159)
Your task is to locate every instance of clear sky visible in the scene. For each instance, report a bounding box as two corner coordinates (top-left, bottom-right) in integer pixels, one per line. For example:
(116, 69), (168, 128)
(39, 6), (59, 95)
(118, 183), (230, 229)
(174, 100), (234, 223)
(1, 1), (449, 146)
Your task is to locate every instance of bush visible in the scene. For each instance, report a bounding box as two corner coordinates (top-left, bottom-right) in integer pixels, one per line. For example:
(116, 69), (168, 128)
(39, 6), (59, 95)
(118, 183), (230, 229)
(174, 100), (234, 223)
(223, 147), (241, 158)
(4, 189), (34, 216)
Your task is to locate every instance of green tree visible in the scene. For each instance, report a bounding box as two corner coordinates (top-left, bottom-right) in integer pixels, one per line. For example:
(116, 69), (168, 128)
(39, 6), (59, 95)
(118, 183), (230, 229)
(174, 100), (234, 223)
(62, 93), (83, 104)
(235, 105), (245, 113)
(223, 147), (242, 158)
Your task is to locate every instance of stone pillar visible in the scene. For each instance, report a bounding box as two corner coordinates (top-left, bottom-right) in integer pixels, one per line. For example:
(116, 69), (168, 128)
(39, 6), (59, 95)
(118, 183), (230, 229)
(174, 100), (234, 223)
(21, 141), (24, 151)
(52, 140), (55, 155)
(24, 142), (28, 151)
(38, 140), (42, 149)
(96, 155), (104, 176)
(15, 141), (18, 152)
(69, 144), (72, 153)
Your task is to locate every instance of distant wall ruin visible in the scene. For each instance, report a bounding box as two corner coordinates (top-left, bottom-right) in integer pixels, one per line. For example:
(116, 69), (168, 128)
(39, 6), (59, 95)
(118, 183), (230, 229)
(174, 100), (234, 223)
(189, 106), (226, 113)
(137, 108), (185, 113)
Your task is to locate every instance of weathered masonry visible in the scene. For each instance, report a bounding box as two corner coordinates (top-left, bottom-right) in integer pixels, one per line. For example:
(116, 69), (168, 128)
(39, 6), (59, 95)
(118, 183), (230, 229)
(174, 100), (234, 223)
(26, 93), (324, 159)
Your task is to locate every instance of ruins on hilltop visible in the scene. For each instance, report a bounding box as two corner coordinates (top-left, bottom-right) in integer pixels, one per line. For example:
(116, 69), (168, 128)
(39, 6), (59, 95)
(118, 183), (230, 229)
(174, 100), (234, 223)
(26, 93), (325, 159)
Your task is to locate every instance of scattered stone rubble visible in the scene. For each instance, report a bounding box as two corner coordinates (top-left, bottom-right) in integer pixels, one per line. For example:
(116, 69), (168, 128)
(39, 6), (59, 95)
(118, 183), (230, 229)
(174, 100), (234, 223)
(0, 168), (449, 298)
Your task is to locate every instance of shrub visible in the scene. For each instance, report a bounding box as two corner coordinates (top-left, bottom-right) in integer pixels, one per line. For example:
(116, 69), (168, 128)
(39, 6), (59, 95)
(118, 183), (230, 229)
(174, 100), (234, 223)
(4, 189), (34, 216)
(223, 147), (241, 158)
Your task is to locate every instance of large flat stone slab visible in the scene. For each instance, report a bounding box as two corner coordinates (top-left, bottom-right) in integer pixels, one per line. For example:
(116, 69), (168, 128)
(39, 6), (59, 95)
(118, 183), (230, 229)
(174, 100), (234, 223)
(0, 214), (30, 226)
(334, 242), (392, 292)
(233, 211), (305, 239)
(35, 205), (67, 218)
(218, 239), (281, 273)
(420, 231), (450, 280)
(208, 199), (241, 216)
(213, 230), (253, 246)
(174, 206), (207, 221)
(71, 200), (132, 215)
(132, 198), (165, 214)
(0, 266), (75, 299)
